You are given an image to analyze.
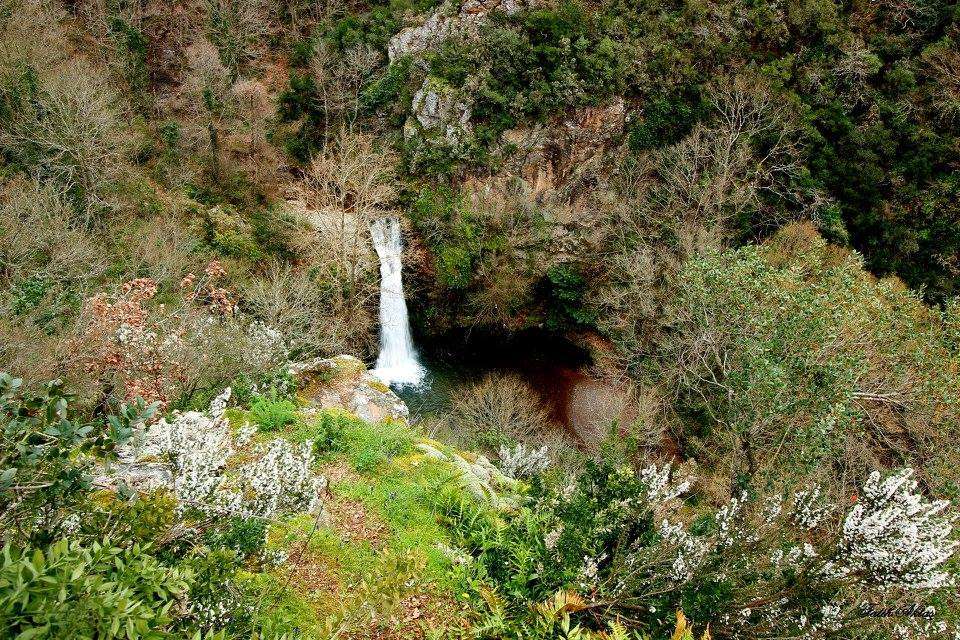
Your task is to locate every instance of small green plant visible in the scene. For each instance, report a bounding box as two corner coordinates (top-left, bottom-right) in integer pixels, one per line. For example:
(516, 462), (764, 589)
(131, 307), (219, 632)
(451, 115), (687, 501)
(287, 409), (357, 453)
(544, 263), (597, 330)
(205, 516), (268, 561)
(333, 417), (414, 473)
(250, 393), (298, 432)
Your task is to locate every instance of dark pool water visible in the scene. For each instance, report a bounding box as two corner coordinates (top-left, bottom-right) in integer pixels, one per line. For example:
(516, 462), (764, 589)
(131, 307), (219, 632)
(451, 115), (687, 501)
(391, 329), (607, 442)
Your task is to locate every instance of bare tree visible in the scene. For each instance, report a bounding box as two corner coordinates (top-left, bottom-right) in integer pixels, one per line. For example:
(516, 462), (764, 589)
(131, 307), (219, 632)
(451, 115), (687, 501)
(923, 39), (960, 124)
(302, 129), (398, 291)
(0, 179), (107, 285)
(0, 61), (127, 226)
(310, 41), (381, 136)
(205, 0), (276, 73)
(243, 258), (376, 356)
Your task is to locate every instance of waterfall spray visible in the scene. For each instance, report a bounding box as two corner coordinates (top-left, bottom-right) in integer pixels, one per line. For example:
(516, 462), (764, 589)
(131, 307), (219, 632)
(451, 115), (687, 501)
(370, 217), (425, 387)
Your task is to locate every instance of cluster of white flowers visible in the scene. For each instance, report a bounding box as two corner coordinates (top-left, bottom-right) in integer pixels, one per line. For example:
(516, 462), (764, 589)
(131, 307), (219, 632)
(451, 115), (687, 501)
(186, 584), (252, 631)
(135, 409), (235, 509)
(659, 517), (709, 581)
(578, 553), (607, 589)
(791, 486), (832, 529)
(436, 542), (473, 565)
(497, 443), (551, 479)
(544, 525), (563, 550)
(616, 467), (957, 637)
(208, 386), (231, 418)
(839, 468), (957, 589)
(236, 437), (327, 518)
(61, 513), (81, 534)
(715, 491), (749, 547)
(235, 421), (257, 447)
(127, 390), (326, 520)
(639, 463), (693, 505)
(264, 548), (289, 567)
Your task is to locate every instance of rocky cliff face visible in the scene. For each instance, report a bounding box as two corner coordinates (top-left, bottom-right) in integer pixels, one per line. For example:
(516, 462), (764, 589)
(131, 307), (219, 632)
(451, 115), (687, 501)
(387, 0), (526, 62)
(395, 0), (528, 149)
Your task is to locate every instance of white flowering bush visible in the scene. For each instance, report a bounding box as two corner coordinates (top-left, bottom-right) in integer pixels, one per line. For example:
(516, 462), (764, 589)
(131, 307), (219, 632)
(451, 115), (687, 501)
(243, 321), (288, 370)
(123, 390), (326, 520)
(498, 443), (551, 479)
(235, 438), (326, 518)
(454, 461), (960, 639)
(839, 469), (957, 589)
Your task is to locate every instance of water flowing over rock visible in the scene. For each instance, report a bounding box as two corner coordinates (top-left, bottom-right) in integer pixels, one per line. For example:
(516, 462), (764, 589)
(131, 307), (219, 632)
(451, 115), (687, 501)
(369, 219), (425, 387)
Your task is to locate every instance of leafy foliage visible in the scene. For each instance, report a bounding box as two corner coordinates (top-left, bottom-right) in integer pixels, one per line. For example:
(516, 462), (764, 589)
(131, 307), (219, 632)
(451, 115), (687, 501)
(665, 223), (960, 494)
(250, 393), (298, 432)
(0, 538), (191, 639)
(0, 373), (155, 542)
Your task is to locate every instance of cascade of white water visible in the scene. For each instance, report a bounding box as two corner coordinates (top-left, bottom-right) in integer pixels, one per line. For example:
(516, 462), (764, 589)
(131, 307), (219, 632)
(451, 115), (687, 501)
(370, 217), (425, 387)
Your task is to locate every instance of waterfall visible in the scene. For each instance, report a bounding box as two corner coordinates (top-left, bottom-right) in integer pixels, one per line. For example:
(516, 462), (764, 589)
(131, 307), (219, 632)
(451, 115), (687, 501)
(370, 217), (425, 387)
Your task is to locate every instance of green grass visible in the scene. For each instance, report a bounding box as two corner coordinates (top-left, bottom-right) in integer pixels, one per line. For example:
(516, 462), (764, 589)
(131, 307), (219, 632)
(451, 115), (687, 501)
(254, 409), (498, 636)
(335, 460), (465, 581)
(238, 569), (326, 637)
(334, 416), (417, 473)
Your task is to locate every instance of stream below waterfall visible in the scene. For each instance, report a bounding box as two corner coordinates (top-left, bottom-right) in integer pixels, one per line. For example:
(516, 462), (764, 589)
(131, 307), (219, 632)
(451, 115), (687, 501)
(369, 217), (635, 450)
(393, 329), (636, 449)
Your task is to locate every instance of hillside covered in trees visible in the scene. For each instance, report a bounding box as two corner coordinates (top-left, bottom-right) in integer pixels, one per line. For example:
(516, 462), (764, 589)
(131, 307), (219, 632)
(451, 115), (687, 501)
(1, 0), (959, 638)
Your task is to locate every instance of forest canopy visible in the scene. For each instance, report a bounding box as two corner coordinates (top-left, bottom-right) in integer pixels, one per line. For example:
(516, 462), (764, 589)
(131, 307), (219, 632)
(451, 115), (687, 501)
(1, 0), (958, 637)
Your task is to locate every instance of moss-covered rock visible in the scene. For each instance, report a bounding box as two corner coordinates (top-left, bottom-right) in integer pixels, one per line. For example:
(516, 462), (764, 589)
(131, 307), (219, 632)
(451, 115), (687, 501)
(291, 355), (410, 422)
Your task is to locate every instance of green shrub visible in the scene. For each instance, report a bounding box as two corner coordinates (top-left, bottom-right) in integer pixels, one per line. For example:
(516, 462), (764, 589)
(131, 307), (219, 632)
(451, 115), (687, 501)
(286, 408), (358, 453)
(452, 462), (959, 638)
(204, 517), (268, 561)
(627, 89), (705, 151)
(335, 418), (414, 473)
(424, 2), (627, 146)
(82, 491), (178, 548)
(544, 263), (596, 330)
(107, 16), (150, 109)
(230, 369), (296, 408)
(360, 57), (413, 116)
(288, 37), (314, 67)
(0, 538), (192, 638)
(249, 393), (298, 432)
(0, 373), (155, 543)
(666, 224), (960, 493)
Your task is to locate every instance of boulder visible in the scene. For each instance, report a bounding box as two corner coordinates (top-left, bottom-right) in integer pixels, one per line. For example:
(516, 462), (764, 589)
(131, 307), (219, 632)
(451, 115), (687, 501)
(291, 355), (409, 423)
(388, 0), (527, 62)
(405, 77), (473, 145)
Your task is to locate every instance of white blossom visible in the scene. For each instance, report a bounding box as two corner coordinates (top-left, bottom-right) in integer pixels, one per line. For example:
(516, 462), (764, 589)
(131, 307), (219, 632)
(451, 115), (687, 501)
(839, 469), (957, 589)
(122, 397), (326, 520)
(209, 386), (231, 418)
(544, 526), (563, 550)
(498, 443), (551, 479)
(639, 463), (693, 504)
(236, 421), (257, 447)
(244, 321), (287, 369)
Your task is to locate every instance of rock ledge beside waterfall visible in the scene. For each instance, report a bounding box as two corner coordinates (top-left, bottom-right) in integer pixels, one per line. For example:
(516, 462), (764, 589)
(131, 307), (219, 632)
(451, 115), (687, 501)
(291, 355), (522, 509)
(291, 355), (410, 423)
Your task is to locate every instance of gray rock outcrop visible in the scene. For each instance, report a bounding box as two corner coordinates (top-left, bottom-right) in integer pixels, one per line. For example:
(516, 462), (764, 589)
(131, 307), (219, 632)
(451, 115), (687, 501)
(291, 355), (409, 423)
